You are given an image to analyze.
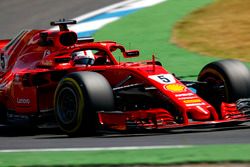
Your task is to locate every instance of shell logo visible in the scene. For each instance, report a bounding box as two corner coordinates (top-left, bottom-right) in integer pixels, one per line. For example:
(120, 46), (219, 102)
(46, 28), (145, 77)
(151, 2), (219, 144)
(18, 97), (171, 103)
(165, 84), (186, 92)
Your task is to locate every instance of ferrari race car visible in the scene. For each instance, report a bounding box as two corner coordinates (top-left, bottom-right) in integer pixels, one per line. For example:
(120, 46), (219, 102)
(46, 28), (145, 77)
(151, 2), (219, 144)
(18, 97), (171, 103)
(0, 20), (250, 136)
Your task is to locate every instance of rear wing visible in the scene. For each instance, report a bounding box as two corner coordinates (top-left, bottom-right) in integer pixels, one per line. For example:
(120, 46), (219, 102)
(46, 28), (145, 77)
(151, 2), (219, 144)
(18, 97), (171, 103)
(0, 39), (11, 50)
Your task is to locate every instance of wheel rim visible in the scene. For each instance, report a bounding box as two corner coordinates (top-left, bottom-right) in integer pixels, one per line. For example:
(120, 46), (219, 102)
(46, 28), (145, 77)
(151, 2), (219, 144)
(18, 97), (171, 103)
(204, 75), (226, 102)
(56, 87), (78, 125)
(199, 67), (231, 103)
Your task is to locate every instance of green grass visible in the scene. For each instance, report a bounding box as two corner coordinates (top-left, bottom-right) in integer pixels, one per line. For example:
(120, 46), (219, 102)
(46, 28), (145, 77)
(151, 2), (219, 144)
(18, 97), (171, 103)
(95, 0), (250, 77)
(0, 144), (250, 166)
(94, 0), (217, 79)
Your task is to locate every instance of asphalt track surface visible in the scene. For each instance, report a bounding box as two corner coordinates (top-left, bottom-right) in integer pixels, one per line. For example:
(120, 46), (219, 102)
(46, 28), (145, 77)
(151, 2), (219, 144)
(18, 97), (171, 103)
(0, 0), (250, 150)
(0, 122), (250, 150)
(0, 0), (120, 39)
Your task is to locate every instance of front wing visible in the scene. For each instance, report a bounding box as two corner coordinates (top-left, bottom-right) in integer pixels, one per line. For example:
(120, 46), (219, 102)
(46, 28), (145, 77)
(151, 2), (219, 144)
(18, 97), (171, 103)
(98, 107), (250, 131)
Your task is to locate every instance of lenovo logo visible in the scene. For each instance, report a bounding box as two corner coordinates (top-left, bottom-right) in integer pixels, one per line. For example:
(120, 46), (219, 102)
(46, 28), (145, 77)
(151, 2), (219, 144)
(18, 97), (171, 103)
(17, 98), (30, 104)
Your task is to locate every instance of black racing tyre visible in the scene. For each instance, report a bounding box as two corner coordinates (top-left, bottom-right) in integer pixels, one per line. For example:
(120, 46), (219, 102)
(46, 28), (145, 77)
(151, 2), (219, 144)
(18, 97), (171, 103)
(54, 71), (114, 136)
(197, 59), (250, 116)
(0, 103), (7, 123)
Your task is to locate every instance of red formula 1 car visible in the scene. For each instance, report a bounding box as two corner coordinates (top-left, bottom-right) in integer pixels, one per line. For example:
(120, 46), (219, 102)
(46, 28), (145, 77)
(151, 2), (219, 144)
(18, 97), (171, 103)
(0, 20), (250, 136)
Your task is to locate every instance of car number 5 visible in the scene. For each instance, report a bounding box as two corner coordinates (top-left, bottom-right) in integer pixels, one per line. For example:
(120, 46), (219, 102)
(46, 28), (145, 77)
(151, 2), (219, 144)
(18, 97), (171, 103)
(149, 74), (176, 84)
(157, 75), (171, 83)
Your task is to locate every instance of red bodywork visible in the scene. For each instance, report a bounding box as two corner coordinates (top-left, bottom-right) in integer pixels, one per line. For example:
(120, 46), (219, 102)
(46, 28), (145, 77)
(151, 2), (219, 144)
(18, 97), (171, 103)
(0, 25), (249, 132)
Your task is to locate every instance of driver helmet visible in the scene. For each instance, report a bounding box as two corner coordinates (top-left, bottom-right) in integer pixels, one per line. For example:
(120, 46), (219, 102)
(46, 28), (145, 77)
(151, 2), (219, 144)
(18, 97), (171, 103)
(72, 50), (95, 65)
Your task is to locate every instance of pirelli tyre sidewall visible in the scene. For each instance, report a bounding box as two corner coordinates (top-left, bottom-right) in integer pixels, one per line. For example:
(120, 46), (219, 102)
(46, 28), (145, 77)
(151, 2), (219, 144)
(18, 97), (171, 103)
(54, 71), (114, 136)
(197, 59), (250, 113)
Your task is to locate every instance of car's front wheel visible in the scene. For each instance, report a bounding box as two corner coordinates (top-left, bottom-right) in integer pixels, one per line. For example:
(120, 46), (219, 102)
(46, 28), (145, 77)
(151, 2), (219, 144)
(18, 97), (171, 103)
(54, 71), (114, 136)
(197, 59), (250, 118)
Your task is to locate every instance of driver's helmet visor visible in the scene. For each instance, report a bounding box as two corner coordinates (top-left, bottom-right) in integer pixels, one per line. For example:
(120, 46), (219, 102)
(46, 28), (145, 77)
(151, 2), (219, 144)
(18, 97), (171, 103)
(74, 57), (94, 65)
(72, 50), (95, 65)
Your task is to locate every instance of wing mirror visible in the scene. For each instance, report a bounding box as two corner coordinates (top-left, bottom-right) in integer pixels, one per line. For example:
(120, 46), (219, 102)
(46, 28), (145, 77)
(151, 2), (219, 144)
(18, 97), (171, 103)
(123, 50), (139, 58)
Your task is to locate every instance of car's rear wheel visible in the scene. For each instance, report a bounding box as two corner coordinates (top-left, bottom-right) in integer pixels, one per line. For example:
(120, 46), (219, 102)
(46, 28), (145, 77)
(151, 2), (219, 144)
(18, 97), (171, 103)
(0, 103), (7, 123)
(54, 71), (114, 136)
(197, 59), (250, 118)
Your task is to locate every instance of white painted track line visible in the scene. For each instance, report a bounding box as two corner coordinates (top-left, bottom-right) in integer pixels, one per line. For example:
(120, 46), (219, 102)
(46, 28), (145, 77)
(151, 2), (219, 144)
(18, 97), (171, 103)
(0, 145), (191, 153)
